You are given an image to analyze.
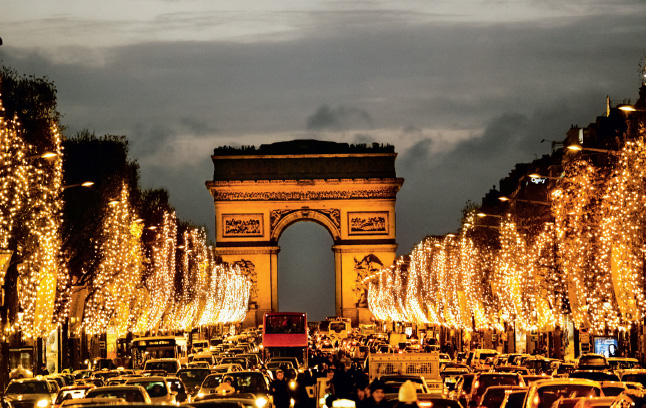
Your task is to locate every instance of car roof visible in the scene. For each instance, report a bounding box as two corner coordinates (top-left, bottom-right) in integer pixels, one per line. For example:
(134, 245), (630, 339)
(532, 378), (602, 388)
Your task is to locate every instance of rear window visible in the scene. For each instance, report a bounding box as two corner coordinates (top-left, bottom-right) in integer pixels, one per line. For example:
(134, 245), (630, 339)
(535, 385), (599, 408)
(6, 381), (50, 394)
(127, 381), (167, 398)
(579, 356), (607, 366)
(479, 353), (498, 361)
(86, 389), (146, 403)
(144, 360), (179, 373)
(620, 373), (646, 387)
(475, 375), (521, 397)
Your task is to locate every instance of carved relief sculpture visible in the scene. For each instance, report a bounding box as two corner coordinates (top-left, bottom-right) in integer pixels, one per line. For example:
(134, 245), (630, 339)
(348, 212), (389, 235)
(222, 214), (264, 237)
(234, 259), (258, 307)
(353, 254), (383, 307)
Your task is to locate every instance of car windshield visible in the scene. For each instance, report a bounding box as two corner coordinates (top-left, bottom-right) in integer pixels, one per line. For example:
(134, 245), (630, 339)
(86, 389), (146, 403)
(6, 381), (50, 394)
(127, 381), (167, 398)
(536, 385), (599, 408)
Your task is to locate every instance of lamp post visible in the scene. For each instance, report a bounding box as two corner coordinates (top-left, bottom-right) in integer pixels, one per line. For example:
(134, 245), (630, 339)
(62, 181), (94, 190)
(566, 144), (619, 155)
(498, 196), (551, 206)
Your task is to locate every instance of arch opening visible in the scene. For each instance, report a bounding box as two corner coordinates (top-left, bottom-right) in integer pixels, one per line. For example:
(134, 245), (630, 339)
(277, 220), (335, 322)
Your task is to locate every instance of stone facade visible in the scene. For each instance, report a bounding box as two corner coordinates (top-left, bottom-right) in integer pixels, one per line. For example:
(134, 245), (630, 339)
(206, 140), (404, 326)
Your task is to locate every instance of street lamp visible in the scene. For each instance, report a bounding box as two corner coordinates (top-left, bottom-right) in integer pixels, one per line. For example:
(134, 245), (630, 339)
(477, 212), (503, 218)
(498, 196), (550, 206)
(566, 143), (619, 155)
(62, 181), (94, 190)
(26, 151), (58, 161)
(528, 173), (561, 180)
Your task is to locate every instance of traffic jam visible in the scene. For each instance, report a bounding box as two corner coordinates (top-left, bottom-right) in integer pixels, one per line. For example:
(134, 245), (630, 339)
(3, 313), (645, 408)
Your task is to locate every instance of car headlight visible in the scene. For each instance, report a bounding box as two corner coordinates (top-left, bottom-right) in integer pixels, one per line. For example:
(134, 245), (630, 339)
(289, 381), (296, 390)
(36, 399), (50, 408)
(197, 393), (204, 398)
(255, 397), (268, 408)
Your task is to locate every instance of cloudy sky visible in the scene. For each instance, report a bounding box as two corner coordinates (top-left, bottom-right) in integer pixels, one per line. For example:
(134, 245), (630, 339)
(2, 0), (646, 320)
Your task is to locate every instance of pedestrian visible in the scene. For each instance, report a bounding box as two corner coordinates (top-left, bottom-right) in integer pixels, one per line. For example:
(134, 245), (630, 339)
(39, 365), (49, 375)
(270, 370), (291, 408)
(350, 378), (371, 408)
(293, 373), (313, 408)
(393, 381), (419, 408)
(325, 369), (336, 396)
(366, 379), (391, 408)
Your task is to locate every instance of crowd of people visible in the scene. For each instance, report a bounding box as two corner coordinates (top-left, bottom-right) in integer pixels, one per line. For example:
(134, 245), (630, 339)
(268, 350), (420, 408)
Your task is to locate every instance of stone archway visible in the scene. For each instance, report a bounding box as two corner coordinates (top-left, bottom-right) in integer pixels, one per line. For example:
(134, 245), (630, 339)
(205, 140), (404, 327)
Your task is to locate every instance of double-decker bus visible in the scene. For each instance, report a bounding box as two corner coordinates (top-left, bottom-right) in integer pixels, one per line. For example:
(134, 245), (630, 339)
(262, 312), (308, 369)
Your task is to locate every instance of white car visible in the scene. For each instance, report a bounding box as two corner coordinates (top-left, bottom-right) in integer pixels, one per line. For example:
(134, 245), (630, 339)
(124, 376), (176, 405)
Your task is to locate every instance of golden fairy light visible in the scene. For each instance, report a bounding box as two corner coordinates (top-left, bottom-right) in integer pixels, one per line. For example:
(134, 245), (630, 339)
(0, 84), (68, 339)
(79, 184), (144, 335)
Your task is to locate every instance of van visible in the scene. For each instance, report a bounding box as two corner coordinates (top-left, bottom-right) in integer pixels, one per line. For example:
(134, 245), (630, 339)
(470, 349), (499, 371)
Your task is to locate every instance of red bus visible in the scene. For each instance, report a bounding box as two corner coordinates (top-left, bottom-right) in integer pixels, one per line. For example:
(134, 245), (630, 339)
(262, 312), (308, 368)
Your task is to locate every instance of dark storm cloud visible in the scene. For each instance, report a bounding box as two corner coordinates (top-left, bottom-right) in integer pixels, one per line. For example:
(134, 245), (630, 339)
(1, 7), (645, 254)
(394, 87), (606, 253)
(306, 105), (374, 130)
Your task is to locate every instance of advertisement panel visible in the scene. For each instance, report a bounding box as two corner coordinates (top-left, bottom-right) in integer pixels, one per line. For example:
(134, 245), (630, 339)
(593, 336), (618, 358)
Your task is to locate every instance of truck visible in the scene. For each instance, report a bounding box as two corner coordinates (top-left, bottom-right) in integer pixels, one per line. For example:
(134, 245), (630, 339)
(368, 352), (443, 393)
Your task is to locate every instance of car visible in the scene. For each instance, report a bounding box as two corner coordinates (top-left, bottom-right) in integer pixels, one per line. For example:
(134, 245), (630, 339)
(195, 371), (272, 408)
(615, 369), (646, 390)
(188, 394), (258, 408)
(499, 389), (528, 408)
(465, 372), (525, 407)
(4, 377), (58, 408)
(212, 364), (244, 374)
(441, 367), (472, 394)
(495, 367), (530, 375)
(551, 362), (576, 378)
(377, 374), (432, 399)
(470, 350), (500, 371)
(576, 354), (609, 370)
(60, 397), (126, 407)
(124, 376), (176, 405)
(177, 368), (213, 398)
(598, 381), (628, 397)
(521, 375), (552, 385)
(452, 373), (477, 408)
(191, 353), (217, 367)
(521, 378), (602, 408)
(219, 357), (251, 371)
(572, 397), (616, 408)
(189, 361), (212, 370)
(608, 357), (640, 371)
(319, 343), (335, 355)
(53, 385), (96, 408)
(166, 376), (188, 403)
(568, 370), (620, 382)
(103, 377), (133, 387)
(267, 357), (302, 373)
(237, 354), (263, 369)
(143, 358), (181, 375)
(83, 385), (152, 404)
(478, 386), (528, 408)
